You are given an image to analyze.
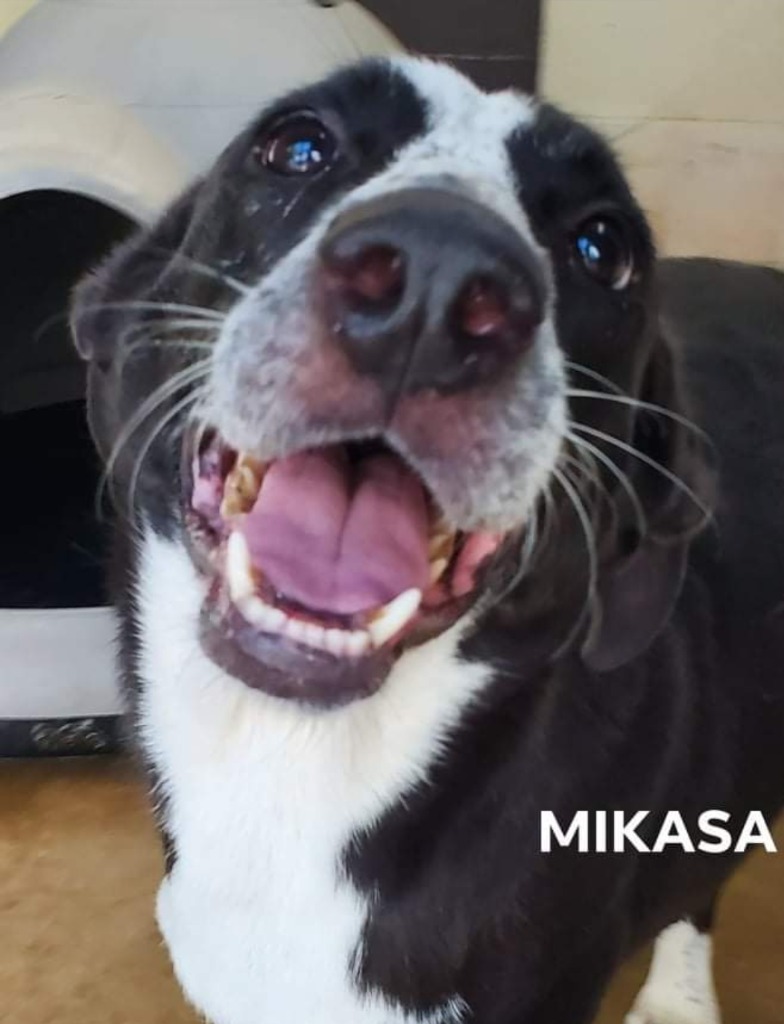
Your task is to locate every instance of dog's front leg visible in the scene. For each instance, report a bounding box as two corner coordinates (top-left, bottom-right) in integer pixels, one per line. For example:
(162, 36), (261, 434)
(625, 912), (722, 1024)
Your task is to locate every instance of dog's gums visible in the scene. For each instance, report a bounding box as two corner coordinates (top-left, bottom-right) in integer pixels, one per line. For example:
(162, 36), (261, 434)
(187, 429), (504, 672)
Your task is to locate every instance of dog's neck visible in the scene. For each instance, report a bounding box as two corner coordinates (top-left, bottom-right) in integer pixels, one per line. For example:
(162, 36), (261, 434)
(133, 526), (492, 1023)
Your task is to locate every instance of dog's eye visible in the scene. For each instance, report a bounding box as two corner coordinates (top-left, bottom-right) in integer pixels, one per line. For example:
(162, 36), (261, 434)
(256, 113), (337, 177)
(573, 218), (634, 290)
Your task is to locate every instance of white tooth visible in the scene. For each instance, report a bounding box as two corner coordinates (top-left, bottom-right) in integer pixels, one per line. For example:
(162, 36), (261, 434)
(325, 629), (347, 656)
(221, 455), (266, 517)
(429, 530), (454, 555)
(285, 618), (310, 644)
(237, 464), (258, 497)
(429, 558), (449, 584)
(302, 622), (327, 649)
(226, 532), (255, 602)
(368, 589), (422, 649)
(345, 631), (370, 658)
(264, 606), (287, 632)
(238, 452), (266, 478)
(237, 595), (268, 627)
(236, 594), (286, 635)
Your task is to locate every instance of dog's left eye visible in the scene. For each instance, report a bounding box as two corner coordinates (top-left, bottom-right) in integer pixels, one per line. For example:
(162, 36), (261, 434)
(256, 112), (337, 177)
(573, 217), (635, 290)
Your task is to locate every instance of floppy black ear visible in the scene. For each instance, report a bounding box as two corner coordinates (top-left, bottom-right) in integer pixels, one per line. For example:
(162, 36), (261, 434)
(582, 327), (716, 672)
(70, 183), (203, 459)
(71, 181), (203, 364)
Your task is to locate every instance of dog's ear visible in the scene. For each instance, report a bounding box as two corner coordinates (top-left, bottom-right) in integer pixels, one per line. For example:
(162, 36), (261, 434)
(582, 326), (715, 672)
(70, 183), (202, 459)
(71, 181), (203, 364)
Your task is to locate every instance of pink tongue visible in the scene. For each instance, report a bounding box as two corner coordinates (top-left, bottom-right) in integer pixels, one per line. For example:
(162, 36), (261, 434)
(240, 449), (431, 615)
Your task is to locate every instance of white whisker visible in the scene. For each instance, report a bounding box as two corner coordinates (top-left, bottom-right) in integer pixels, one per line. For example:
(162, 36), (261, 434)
(124, 318), (221, 338)
(551, 464), (600, 657)
(560, 448), (603, 493)
(564, 361), (625, 397)
(572, 423), (713, 523)
(566, 388), (710, 441)
(99, 359), (212, 516)
(127, 390), (205, 519)
(538, 478), (560, 549)
(75, 299), (225, 322)
(150, 246), (251, 297)
(124, 339), (215, 362)
(566, 431), (648, 540)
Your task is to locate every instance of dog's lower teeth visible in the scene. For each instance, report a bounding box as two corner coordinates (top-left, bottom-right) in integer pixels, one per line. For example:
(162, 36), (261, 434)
(233, 590), (372, 659)
(324, 629), (370, 658)
(303, 622), (326, 648)
(238, 594), (285, 631)
(227, 534), (419, 656)
(325, 629), (347, 656)
(284, 618), (310, 644)
(368, 588), (423, 648)
(345, 631), (370, 658)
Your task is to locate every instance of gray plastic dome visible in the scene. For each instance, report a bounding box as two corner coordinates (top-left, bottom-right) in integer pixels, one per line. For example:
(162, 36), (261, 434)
(0, 0), (399, 218)
(0, 0), (400, 748)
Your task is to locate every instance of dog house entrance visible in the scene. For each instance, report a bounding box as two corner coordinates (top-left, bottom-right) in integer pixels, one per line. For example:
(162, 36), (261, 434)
(0, 191), (136, 609)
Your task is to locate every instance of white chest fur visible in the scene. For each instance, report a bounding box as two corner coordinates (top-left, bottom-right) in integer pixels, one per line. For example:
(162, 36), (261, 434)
(136, 531), (490, 1024)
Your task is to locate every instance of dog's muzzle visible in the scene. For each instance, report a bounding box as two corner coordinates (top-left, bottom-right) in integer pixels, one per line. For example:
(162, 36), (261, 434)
(186, 186), (561, 707)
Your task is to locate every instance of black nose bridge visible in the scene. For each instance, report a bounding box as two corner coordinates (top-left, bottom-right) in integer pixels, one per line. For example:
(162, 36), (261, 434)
(328, 187), (539, 278)
(318, 186), (546, 397)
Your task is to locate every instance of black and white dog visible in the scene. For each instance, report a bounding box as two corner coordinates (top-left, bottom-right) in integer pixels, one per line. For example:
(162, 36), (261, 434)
(71, 58), (784, 1024)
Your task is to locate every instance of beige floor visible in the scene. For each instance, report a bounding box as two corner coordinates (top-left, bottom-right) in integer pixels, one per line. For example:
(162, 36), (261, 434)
(2, 759), (783, 1024)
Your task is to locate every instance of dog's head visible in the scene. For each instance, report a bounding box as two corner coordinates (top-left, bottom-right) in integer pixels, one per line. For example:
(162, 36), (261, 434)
(72, 58), (711, 705)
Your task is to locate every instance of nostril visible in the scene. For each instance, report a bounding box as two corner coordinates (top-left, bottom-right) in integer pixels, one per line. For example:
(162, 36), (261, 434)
(327, 244), (406, 314)
(452, 273), (542, 350)
(455, 277), (511, 339)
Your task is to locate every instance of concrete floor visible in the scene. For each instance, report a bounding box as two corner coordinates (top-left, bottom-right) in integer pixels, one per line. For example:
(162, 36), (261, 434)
(2, 758), (783, 1024)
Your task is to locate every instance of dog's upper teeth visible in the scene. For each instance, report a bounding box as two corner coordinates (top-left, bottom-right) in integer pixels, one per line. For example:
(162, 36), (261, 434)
(226, 531), (256, 603)
(429, 529), (456, 562)
(428, 528), (456, 585)
(430, 558), (449, 584)
(221, 454), (265, 517)
(368, 588), (422, 648)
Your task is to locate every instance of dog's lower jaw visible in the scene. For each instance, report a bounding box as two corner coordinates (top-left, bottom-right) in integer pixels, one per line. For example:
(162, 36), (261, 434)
(136, 528), (490, 1024)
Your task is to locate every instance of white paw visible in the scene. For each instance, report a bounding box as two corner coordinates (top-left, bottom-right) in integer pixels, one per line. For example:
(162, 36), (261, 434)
(624, 997), (721, 1024)
(625, 920), (722, 1024)
(626, 999), (724, 1024)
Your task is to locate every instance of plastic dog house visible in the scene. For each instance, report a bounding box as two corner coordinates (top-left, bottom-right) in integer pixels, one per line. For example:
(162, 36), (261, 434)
(0, 0), (399, 755)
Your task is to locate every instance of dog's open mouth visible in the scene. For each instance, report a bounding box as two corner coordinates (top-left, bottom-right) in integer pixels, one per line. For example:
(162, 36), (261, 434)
(184, 429), (505, 699)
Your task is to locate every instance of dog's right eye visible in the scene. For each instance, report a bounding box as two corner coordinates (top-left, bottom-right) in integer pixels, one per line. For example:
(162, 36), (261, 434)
(573, 216), (635, 291)
(255, 112), (337, 177)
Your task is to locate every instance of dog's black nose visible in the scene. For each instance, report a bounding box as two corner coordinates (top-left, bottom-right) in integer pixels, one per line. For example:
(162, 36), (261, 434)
(319, 188), (545, 395)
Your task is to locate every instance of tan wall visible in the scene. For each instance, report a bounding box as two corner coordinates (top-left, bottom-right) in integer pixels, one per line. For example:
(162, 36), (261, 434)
(541, 0), (784, 268)
(0, 0), (36, 37)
